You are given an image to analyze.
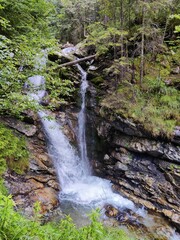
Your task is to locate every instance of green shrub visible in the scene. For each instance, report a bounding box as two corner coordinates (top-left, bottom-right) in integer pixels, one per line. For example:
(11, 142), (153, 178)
(101, 77), (179, 138)
(0, 195), (135, 240)
(0, 124), (29, 175)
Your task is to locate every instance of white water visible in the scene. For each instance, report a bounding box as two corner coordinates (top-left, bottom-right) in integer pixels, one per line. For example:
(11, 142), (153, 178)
(77, 64), (91, 175)
(27, 75), (46, 102)
(40, 110), (135, 210)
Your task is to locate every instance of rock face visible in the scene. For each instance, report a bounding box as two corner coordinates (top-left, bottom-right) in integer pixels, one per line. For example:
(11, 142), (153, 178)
(2, 115), (61, 216)
(2, 108), (79, 217)
(0, 117), (37, 137)
(92, 116), (180, 230)
(84, 78), (180, 231)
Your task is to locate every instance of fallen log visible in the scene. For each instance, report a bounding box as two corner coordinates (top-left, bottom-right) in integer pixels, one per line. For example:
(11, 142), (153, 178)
(57, 54), (96, 68)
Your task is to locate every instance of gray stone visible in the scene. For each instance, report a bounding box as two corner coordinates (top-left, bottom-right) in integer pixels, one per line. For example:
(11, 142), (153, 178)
(1, 117), (37, 136)
(104, 154), (110, 160)
(112, 133), (180, 163)
(171, 66), (180, 74)
(115, 162), (128, 171)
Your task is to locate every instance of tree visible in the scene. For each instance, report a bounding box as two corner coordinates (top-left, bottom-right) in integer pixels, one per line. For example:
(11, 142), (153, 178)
(0, 0), (57, 117)
(55, 0), (98, 43)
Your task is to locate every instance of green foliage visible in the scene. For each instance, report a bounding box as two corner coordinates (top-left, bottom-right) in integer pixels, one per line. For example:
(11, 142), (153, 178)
(0, 195), (135, 240)
(0, 0), (59, 117)
(0, 179), (7, 196)
(0, 0), (56, 37)
(86, 23), (128, 56)
(44, 64), (76, 109)
(101, 66), (180, 138)
(91, 76), (104, 85)
(55, 0), (98, 43)
(0, 124), (29, 175)
(170, 14), (180, 33)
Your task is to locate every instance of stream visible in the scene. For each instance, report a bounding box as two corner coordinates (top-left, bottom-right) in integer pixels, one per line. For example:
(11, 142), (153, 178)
(27, 48), (180, 240)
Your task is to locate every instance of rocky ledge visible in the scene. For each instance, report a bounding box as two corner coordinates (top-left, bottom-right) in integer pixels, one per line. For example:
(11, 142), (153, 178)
(1, 116), (61, 217)
(93, 116), (180, 230)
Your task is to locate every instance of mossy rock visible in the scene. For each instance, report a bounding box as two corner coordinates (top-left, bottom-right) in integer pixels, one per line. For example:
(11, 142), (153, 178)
(91, 76), (104, 85)
(0, 124), (29, 175)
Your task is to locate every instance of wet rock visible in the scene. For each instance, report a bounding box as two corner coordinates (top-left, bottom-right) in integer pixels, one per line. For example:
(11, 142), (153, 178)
(94, 144), (180, 229)
(115, 162), (128, 171)
(37, 132), (45, 141)
(173, 126), (180, 145)
(111, 151), (132, 164)
(162, 210), (180, 229)
(29, 158), (54, 174)
(27, 179), (44, 189)
(97, 116), (145, 138)
(4, 169), (59, 215)
(105, 205), (145, 230)
(29, 187), (59, 214)
(48, 51), (74, 63)
(2, 116), (60, 217)
(26, 175), (56, 183)
(97, 121), (112, 139)
(98, 112), (180, 146)
(62, 124), (76, 142)
(105, 205), (119, 218)
(47, 180), (60, 191)
(119, 147), (128, 154)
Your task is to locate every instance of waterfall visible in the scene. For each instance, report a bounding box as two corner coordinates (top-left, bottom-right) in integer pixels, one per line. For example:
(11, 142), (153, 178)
(27, 60), (135, 211)
(26, 49), (180, 240)
(77, 64), (91, 175)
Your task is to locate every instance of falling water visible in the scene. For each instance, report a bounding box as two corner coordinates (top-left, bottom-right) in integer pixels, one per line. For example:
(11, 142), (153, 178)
(26, 48), (180, 239)
(27, 59), (135, 212)
(77, 64), (91, 175)
(37, 76), (135, 210)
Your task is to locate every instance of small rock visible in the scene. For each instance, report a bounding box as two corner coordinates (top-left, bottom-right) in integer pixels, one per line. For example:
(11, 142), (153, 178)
(88, 65), (98, 71)
(119, 147), (128, 154)
(37, 132), (45, 141)
(47, 180), (60, 190)
(27, 179), (44, 189)
(29, 187), (59, 214)
(105, 205), (119, 218)
(115, 162), (128, 171)
(171, 66), (180, 74)
(104, 154), (110, 160)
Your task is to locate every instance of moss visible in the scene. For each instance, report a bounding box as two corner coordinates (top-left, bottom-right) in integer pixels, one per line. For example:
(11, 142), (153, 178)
(169, 164), (180, 171)
(91, 76), (104, 85)
(0, 124), (29, 175)
(100, 75), (179, 138)
(99, 47), (180, 139)
(0, 179), (8, 195)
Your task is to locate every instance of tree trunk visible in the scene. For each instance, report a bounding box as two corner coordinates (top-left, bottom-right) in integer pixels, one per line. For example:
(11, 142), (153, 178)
(120, 0), (124, 81)
(56, 55), (96, 68)
(140, 1), (145, 86)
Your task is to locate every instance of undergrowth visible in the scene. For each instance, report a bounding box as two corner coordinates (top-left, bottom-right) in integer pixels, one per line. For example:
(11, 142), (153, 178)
(100, 51), (180, 138)
(0, 124), (136, 240)
(0, 124), (29, 175)
(0, 195), (136, 240)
